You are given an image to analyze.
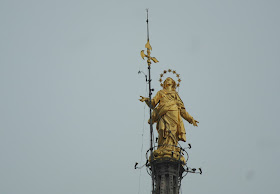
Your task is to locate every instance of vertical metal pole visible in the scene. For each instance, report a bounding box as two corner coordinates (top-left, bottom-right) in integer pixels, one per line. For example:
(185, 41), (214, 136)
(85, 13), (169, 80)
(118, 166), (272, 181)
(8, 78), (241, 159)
(146, 9), (155, 193)
(148, 65), (154, 192)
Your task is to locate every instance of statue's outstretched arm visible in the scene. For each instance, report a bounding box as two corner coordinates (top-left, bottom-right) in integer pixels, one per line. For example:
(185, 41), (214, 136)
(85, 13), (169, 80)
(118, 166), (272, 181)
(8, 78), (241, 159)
(139, 91), (161, 109)
(177, 93), (199, 127)
(180, 108), (199, 127)
(180, 108), (192, 123)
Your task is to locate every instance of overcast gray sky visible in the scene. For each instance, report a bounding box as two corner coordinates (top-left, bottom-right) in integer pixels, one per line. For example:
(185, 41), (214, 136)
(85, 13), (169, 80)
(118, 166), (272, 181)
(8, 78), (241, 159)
(1, 0), (280, 194)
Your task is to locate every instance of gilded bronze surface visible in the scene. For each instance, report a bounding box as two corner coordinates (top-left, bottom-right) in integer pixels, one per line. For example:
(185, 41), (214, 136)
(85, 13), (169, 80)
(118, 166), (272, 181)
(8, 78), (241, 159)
(140, 77), (198, 163)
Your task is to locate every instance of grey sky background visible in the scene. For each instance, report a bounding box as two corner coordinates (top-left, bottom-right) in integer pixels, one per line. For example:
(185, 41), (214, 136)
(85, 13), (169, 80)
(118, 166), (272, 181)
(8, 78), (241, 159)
(0, 0), (279, 194)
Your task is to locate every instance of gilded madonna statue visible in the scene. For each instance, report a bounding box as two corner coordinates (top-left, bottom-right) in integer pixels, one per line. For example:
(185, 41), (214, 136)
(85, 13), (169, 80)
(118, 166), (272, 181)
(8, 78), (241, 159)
(140, 76), (198, 163)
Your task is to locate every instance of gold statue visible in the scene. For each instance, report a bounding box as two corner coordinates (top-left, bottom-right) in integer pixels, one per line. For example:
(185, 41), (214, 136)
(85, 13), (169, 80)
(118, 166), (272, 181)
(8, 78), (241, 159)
(139, 75), (198, 163)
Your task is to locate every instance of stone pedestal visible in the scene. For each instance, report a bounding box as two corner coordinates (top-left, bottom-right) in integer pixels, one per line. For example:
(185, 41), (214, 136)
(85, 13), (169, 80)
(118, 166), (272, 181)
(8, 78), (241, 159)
(151, 158), (184, 194)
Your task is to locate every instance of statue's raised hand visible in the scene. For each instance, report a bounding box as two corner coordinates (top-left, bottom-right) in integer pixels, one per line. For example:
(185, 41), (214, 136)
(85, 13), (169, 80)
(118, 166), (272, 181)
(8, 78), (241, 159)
(139, 96), (148, 102)
(192, 119), (199, 127)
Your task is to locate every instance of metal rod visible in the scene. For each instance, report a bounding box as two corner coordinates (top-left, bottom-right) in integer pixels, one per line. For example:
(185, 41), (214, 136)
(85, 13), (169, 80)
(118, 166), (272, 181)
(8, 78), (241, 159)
(146, 8), (149, 41)
(146, 8), (155, 192)
(148, 65), (154, 192)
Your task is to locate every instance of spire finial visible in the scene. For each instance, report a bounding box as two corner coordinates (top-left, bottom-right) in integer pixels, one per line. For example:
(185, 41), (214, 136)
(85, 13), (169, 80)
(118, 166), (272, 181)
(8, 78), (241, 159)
(140, 9), (158, 66)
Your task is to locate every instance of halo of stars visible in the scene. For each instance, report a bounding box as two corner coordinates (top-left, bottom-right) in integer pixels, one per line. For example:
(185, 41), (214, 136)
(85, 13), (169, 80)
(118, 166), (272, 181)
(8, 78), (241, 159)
(159, 69), (181, 88)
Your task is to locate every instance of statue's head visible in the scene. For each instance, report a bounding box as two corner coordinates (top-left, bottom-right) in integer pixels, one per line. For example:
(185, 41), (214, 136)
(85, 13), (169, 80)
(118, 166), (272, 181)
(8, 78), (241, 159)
(163, 77), (177, 90)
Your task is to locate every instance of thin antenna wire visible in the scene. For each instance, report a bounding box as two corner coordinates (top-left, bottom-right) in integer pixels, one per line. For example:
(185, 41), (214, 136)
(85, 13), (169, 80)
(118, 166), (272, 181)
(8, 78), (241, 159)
(138, 78), (148, 194)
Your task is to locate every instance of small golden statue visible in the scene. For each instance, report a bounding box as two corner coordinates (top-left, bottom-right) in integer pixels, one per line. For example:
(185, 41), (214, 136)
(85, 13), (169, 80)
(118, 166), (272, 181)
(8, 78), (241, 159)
(139, 71), (198, 163)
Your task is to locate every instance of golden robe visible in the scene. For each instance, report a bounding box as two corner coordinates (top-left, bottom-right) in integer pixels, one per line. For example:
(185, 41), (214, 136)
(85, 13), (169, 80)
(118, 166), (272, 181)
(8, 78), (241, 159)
(146, 89), (195, 161)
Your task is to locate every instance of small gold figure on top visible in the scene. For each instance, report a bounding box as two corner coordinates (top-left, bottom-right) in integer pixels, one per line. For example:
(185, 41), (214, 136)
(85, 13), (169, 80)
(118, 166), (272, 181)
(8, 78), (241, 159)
(140, 40), (159, 66)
